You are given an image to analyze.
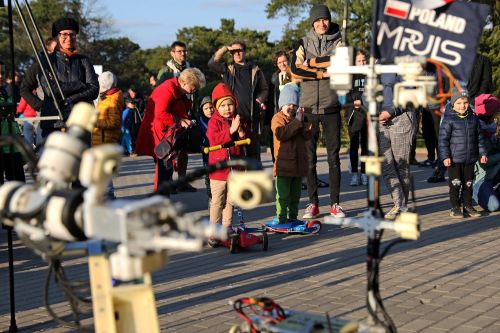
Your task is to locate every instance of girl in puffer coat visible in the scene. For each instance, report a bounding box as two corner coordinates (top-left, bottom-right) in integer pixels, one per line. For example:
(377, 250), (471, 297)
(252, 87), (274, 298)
(439, 89), (488, 218)
(206, 83), (246, 242)
(94, 71), (124, 199)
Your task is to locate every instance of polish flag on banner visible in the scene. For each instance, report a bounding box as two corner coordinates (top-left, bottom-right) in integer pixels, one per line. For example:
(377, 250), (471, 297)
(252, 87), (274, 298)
(384, 0), (411, 19)
(411, 0), (455, 10)
(373, 0), (490, 81)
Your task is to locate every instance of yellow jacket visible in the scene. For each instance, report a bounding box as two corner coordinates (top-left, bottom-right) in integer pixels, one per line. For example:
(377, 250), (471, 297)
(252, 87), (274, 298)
(92, 90), (124, 146)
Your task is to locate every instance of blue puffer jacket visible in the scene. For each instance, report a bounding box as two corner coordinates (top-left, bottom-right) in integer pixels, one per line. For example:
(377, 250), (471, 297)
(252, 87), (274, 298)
(439, 105), (487, 164)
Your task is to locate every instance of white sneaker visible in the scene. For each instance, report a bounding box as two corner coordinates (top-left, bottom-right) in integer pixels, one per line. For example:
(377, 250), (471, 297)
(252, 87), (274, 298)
(350, 173), (360, 186)
(361, 174), (368, 186)
(384, 206), (401, 220)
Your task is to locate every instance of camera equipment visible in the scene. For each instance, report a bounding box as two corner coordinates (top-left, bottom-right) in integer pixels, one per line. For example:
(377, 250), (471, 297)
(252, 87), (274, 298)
(228, 171), (274, 210)
(326, 44), (429, 333)
(0, 101), (273, 332)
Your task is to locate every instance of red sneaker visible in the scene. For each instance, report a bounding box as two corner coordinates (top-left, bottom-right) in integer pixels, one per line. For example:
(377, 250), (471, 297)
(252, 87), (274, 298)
(302, 203), (320, 219)
(330, 204), (346, 218)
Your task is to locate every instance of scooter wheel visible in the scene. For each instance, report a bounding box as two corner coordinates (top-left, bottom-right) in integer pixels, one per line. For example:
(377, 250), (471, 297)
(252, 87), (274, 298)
(306, 221), (322, 234)
(228, 325), (241, 333)
(229, 235), (238, 254)
(261, 231), (268, 251)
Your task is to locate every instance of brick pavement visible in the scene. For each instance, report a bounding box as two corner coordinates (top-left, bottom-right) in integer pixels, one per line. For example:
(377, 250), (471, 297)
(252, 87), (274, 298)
(1, 151), (499, 333)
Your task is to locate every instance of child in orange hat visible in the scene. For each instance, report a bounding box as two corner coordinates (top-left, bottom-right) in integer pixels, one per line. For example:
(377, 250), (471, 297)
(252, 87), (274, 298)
(206, 83), (247, 244)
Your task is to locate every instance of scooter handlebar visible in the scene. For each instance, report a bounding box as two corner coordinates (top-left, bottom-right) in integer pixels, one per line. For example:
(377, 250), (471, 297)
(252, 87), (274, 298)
(203, 138), (251, 154)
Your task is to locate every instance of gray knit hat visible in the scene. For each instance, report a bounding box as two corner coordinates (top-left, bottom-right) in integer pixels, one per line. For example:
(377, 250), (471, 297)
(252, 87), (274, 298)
(309, 4), (331, 25)
(98, 71), (117, 93)
(278, 83), (300, 110)
(450, 87), (470, 106)
(199, 96), (212, 109)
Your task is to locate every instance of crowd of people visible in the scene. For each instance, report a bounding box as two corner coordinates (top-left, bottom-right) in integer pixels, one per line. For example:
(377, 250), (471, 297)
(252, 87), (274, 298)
(1, 5), (499, 238)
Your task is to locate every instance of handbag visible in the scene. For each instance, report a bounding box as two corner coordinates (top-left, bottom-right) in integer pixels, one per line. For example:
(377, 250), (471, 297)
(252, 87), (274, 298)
(154, 125), (203, 159)
(154, 127), (178, 160)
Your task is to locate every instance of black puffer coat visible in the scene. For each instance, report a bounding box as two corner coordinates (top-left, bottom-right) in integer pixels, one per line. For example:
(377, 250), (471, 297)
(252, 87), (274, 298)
(20, 49), (99, 129)
(345, 73), (367, 134)
(439, 105), (487, 164)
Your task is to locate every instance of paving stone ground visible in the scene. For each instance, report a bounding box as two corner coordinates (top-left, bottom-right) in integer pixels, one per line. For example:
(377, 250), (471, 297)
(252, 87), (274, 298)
(1, 150), (499, 333)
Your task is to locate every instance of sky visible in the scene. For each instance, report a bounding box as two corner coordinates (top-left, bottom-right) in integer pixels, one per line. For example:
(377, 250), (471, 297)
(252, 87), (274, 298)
(104, 0), (293, 49)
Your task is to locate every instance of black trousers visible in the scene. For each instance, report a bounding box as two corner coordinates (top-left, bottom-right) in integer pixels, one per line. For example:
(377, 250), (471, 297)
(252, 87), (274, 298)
(421, 108), (437, 161)
(348, 122), (368, 174)
(246, 119), (262, 164)
(448, 163), (475, 208)
(0, 152), (26, 184)
(305, 113), (341, 206)
(410, 108), (437, 162)
(431, 111), (449, 175)
(154, 157), (173, 196)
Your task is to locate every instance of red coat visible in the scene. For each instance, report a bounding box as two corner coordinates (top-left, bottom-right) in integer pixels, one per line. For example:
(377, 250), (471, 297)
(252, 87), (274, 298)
(17, 97), (37, 118)
(207, 110), (246, 181)
(135, 77), (191, 157)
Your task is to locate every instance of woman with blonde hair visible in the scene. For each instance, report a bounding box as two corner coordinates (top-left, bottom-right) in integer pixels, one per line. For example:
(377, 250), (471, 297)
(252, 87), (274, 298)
(135, 68), (206, 195)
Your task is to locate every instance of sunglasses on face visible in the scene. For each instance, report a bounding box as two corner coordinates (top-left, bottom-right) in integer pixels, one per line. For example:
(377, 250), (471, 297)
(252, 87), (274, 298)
(230, 49), (245, 54)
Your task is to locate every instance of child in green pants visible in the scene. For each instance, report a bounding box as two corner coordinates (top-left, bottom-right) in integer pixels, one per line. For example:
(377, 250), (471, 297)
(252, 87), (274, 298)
(271, 83), (313, 223)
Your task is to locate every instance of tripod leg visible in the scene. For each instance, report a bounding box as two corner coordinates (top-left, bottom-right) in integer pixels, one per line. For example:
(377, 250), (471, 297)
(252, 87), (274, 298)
(7, 227), (18, 332)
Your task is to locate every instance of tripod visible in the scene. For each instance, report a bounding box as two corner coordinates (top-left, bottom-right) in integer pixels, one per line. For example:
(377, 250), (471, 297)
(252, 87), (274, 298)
(0, 112), (26, 333)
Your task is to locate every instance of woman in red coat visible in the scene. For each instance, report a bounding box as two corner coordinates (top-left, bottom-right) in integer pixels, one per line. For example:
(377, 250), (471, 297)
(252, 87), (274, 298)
(135, 68), (205, 194)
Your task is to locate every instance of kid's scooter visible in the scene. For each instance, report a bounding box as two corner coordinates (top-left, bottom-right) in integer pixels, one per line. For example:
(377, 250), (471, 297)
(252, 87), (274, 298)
(204, 139), (268, 253)
(264, 218), (321, 235)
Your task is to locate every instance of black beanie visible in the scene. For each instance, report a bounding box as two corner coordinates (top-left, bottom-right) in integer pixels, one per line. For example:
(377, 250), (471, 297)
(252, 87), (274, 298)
(52, 17), (79, 37)
(309, 4), (331, 25)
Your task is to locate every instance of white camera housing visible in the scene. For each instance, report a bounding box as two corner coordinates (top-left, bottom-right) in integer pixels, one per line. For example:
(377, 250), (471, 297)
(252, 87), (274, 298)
(228, 171), (273, 210)
(328, 46), (353, 95)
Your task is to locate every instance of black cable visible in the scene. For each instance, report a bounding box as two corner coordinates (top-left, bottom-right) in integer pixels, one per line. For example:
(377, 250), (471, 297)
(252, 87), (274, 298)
(369, 235), (399, 333)
(366, 230), (398, 332)
(44, 260), (80, 330)
(380, 239), (408, 260)
(153, 158), (260, 196)
(44, 259), (93, 332)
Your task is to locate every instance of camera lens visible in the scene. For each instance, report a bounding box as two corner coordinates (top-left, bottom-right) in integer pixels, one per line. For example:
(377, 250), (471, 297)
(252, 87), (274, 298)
(241, 190), (253, 201)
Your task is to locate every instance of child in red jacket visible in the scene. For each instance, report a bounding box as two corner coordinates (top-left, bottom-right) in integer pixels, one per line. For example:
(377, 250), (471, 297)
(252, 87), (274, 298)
(206, 83), (246, 240)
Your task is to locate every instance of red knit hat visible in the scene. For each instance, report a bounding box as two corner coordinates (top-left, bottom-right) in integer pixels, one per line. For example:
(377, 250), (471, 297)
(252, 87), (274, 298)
(475, 94), (499, 117)
(211, 83), (238, 111)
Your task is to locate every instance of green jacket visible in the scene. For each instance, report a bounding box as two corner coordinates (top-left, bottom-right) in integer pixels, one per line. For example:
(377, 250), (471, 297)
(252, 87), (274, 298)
(157, 60), (190, 85)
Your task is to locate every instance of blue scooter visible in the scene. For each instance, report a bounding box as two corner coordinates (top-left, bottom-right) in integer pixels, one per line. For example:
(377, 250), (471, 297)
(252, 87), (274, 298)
(264, 218), (321, 235)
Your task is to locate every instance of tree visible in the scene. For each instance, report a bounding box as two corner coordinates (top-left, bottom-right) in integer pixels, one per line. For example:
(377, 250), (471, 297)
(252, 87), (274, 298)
(85, 37), (149, 92)
(175, 19), (276, 82)
(266, 0), (372, 51)
(476, 0), (499, 97)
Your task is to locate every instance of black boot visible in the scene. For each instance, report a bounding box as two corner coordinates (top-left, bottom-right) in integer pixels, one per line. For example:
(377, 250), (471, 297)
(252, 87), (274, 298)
(463, 205), (481, 217)
(449, 207), (463, 218)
